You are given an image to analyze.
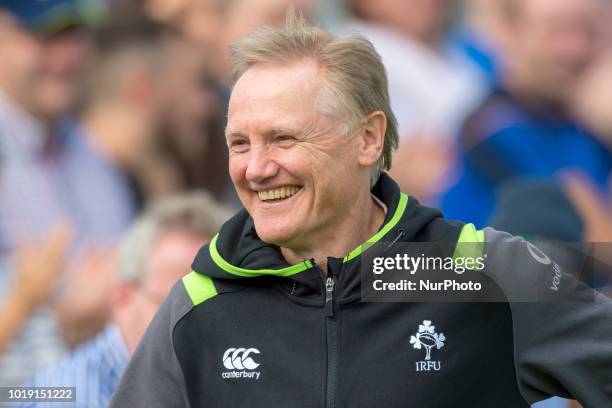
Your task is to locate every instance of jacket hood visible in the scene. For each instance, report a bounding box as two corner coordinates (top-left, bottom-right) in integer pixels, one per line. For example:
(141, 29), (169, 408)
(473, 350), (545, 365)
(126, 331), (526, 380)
(191, 173), (444, 297)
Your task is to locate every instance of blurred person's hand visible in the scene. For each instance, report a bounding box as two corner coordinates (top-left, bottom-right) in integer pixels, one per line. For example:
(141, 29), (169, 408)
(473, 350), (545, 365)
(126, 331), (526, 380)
(54, 244), (117, 348)
(562, 171), (612, 243)
(388, 133), (453, 203)
(562, 171), (612, 282)
(573, 52), (612, 149)
(13, 223), (73, 308)
(0, 223), (73, 353)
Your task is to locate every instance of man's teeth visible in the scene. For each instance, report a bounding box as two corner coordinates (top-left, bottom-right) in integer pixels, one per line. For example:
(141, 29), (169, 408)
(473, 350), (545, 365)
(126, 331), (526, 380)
(258, 186), (300, 201)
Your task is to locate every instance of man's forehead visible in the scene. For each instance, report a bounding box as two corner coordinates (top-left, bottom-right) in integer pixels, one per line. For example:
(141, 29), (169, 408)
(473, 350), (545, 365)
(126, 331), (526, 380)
(226, 108), (319, 138)
(227, 61), (324, 134)
(229, 61), (321, 108)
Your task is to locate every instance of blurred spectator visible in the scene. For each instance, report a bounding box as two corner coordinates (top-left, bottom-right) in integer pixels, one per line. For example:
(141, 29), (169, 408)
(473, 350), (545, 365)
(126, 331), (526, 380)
(91, 0), (242, 205)
(135, 0), (315, 207)
(573, 0), (612, 149)
(344, 0), (486, 136)
(0, 0), (134, 386)
(573, 32), (612, 151)
(143, 0), (314, 86)
(488, 181), (581, 408)
(574, 53), (612, 149)
(562, 172), (612, 243)
(214, 0), (314, 84)
(487, 178), (612, 408)
(0, 225), (72, 353)
(21, 192), (230, 408)
(452, 0), (508, 85)
(343, 0), (485, 202)
(81, 24), (167, 208)
(155, 32), (237, 204)
(562, 173), (612, 294)
(489, 180), (584, 242)
(441, 0), (612, 228)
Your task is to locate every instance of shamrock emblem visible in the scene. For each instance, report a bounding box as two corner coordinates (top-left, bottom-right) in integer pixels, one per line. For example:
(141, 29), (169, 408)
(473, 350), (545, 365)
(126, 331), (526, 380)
(410, 320), (445, 360)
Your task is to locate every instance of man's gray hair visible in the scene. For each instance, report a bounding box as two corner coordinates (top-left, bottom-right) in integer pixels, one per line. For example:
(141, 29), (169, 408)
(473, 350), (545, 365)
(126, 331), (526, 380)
(229, 9), (399, 184)
(116, 191), (231, 284)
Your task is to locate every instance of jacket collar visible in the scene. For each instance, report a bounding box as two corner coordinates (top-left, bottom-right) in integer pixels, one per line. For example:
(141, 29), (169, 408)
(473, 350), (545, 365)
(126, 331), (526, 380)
(191, 173), (441, 299)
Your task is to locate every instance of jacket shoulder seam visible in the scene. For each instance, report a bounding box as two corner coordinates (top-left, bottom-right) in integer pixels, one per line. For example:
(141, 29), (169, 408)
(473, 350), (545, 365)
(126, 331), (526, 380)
(182, 271), (218, 306)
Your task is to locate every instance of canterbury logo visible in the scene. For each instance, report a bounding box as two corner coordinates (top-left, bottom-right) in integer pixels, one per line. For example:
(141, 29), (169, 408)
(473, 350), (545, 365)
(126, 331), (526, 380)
(222, 348), (261, 370)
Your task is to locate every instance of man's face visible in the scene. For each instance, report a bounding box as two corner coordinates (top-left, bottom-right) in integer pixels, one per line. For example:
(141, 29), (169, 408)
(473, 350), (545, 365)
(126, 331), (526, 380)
(510, 0), (600, 103)
(0, 15), (90, 120)
(118, 230), (207, 353)
(227, 60), (366, 249)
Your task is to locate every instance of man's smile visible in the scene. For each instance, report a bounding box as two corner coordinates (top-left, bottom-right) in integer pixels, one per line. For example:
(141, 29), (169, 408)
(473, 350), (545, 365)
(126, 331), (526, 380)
(257, 185), (302, 202)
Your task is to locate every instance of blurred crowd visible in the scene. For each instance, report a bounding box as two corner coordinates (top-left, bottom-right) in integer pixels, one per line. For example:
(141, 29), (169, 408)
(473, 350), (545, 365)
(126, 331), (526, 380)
(0, 0), (610, 407)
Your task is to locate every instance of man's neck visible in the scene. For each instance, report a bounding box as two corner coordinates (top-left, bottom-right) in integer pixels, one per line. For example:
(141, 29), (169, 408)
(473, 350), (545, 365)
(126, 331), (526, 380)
(280, 191), (386, 274)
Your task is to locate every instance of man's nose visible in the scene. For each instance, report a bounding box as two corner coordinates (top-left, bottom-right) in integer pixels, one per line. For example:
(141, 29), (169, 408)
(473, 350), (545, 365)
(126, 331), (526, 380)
(245, 147), (279, 183)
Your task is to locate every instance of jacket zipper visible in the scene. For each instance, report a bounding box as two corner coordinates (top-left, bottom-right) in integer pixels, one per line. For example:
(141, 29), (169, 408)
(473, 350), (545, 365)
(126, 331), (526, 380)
(325, 277), (335, 317)
(319, 230), (404, 407)
(325, 273), (338, 408)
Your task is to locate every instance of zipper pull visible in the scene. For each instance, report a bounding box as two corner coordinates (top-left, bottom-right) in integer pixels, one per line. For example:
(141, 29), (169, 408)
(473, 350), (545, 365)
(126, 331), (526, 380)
(325, 277), (335, 317)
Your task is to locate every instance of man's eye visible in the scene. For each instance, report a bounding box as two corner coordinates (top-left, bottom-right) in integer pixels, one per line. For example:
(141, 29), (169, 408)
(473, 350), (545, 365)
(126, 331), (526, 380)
(275, 135), (296, 144)
(230, 140), (249, 152)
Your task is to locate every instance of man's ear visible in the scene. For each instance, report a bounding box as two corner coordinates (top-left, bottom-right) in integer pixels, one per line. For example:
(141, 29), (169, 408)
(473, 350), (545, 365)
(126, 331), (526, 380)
(358, 111), (386, 168)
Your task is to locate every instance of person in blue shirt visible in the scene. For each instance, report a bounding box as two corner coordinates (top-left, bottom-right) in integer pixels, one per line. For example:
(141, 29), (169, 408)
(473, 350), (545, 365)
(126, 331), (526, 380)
(441, 0), (612, 228)
(21, 193), (229, 408)
(0, 0), (135, 386)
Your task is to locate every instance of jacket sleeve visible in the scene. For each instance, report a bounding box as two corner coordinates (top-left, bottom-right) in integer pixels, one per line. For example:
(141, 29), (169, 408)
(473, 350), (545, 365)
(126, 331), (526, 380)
(483, 228), (612, 407)
(110, 281), (193, 408)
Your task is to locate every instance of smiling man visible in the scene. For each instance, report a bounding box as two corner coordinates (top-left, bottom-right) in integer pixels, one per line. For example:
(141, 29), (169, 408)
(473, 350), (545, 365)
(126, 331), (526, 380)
(226, 57), (389, 268)
(110, 11), (612, 408)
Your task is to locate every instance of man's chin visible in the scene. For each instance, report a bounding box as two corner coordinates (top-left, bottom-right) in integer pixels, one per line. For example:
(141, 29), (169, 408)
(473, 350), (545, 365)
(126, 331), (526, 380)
(256, 231), (291, 246)
(254, 224), (297, 248)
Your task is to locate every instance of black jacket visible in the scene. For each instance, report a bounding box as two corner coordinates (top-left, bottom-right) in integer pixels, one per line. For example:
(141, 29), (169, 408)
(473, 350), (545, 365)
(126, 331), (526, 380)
(111, 174), (612, 407)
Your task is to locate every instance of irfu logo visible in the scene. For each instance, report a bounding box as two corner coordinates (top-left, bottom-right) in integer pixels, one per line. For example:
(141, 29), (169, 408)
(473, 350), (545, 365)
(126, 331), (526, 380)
(410, 320), (445, 372)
